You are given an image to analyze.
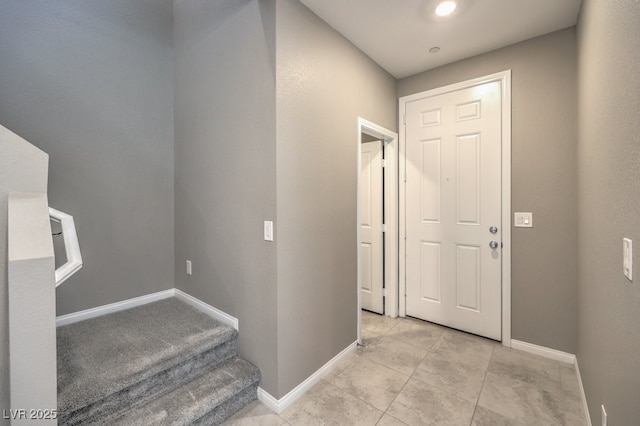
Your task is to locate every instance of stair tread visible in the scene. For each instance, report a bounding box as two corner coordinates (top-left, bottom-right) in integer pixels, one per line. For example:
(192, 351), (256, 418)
(57, 297), (238, 413)
(110, 356), (260, 426)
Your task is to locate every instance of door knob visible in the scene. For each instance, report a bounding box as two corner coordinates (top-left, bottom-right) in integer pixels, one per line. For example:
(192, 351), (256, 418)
(489, 241), (499, 249)
(489, 226), (498, 234)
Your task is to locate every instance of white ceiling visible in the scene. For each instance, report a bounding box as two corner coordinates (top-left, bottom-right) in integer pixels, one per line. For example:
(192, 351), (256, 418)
(299, 0), (583, 79)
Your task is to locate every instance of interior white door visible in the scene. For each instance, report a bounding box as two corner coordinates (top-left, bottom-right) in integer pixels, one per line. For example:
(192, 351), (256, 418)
(360, 140), (384, 314)
(404, 81), (502, 340)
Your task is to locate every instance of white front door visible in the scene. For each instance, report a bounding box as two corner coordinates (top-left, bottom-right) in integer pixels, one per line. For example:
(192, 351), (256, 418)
(404, 80), (502, 340)
(360, 140), (384, 314)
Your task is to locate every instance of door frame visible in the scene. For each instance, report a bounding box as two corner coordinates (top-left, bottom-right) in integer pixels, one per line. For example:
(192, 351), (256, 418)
(357, 118), (399, 345)
(398, 70), (512, 347)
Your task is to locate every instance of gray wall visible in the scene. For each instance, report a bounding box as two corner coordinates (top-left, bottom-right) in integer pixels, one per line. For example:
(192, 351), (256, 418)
(0, 0), (175, 315)
(398, 28), (578, 354)
(0, 126), (50, 425)
(173, 0), (396, 397)
(576, 0), (640, 423)
(173, 0), (279, 395)
(275, 0), (396, 397)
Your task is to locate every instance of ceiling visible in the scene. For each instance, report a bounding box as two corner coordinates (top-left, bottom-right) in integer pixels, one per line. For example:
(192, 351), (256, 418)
(299, 0), (583, 79)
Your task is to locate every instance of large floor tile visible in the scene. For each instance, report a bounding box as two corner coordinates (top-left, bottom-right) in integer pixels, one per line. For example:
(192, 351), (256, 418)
(558, 364), (588, 425)
(329, 357), (410, 411)
(376, 414), (408, 425)
(361, 311), (398, 337)
(470, 406), (528, 426)
(324, 350), (362, 383)
(412, 332), (494, 403)
(271, 312), (588, 426)
(478, 371), (568, 424)
(387, 377), (475, 426)
(559, 363), (582, 401)
(282, 380), (383, 426)
(359, 335), (427, 376)
(224, 401), (286, 425)
(384, 317), (443, 351)
(279, 380), (329, 421)
(438, 330), (497, 362)
(488, 346), (562, 392)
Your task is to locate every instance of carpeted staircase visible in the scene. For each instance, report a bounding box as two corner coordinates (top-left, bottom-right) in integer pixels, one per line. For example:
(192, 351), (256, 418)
(56, 297), (260, 425)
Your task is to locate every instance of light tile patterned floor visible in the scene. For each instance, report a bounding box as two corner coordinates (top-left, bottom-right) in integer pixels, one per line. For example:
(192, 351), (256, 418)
(225, 311), (586, 425)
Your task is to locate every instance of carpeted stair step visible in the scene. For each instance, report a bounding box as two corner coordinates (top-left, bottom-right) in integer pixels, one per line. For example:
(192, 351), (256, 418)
(56, 297), (247, 425)
(109, 356), (261, 426)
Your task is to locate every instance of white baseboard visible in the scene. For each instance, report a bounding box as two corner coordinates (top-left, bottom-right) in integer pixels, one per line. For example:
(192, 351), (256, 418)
(173, 288), (238, 330)
(257, 341), (358, 414)
(574, 359), (592, 426)
(510, 339), (576, 365)
(55, 288), (239, 332)
(56, 289), (175, 327)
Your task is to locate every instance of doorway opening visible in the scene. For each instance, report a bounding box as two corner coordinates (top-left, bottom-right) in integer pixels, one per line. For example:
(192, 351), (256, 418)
(356, 118), (398, 345)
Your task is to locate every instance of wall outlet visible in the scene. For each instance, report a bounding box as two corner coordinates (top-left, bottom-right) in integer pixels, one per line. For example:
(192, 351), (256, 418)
(186, 260), (192, 276)
(601, 404), (607, 426)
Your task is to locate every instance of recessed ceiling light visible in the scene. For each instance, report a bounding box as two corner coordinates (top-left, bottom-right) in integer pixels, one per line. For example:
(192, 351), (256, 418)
(429, 47), (441, 53)
(435, 1), (457, 17)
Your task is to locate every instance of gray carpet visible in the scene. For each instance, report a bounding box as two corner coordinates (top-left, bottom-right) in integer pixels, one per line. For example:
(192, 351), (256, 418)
(110, 357), (260, 426)
(57, 297), (260, 425)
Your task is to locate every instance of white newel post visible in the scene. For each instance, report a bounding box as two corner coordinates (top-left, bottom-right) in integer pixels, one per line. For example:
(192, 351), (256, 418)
(7, 193), (57, 425)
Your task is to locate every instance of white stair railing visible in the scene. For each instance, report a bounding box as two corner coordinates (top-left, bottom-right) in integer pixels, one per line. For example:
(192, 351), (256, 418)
(49, 207), (82, 286)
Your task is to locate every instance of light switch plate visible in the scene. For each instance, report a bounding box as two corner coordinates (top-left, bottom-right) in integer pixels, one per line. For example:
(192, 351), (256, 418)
(623, 238), (633, 281)
(186, 260), (192, 276)
(264, 221), (274, 242)
(514, 212), (533, 228)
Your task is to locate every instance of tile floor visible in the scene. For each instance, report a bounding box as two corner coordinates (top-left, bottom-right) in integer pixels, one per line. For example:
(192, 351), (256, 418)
(225, 311), (586, 425)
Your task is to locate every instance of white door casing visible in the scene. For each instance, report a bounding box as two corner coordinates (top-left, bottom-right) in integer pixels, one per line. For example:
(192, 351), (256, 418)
(401, 72), (511, 341)
(356, 118), (399, 345)
(360, 140), (384, 314)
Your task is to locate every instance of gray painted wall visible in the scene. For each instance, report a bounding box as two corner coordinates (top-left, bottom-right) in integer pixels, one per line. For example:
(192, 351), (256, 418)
(0, 126), (50, 425)
(275, 0), (396, 397)
(173, 0), (396, 397)
(0, 0), (175, 315)
(173, 0), (279, 395)
(398, 28), (578, 354)
(576, 0), (640, 423)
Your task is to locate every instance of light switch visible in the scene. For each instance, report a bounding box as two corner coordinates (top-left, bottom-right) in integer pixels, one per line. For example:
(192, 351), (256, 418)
(623, 238), (633, 281)
(514, 212), (533, 228)
(264, 221), (274, 242)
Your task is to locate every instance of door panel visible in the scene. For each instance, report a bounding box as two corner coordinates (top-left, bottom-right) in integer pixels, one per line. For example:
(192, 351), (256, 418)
(420, 139), (441, 223)
(405, 81), (502, 340)
(420, 241), (441, 303)
(360, 140), (384, 314)
(455, 244), (481, 311)
(456, 134), (480, 225)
